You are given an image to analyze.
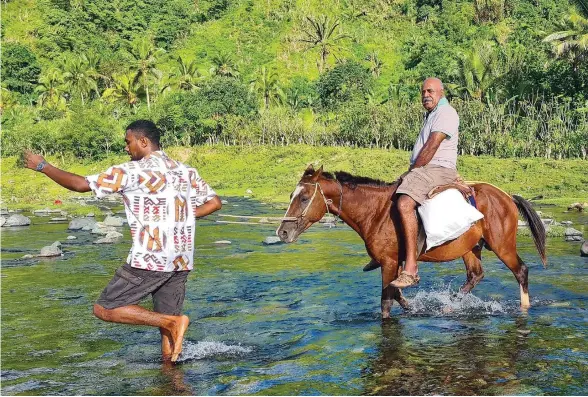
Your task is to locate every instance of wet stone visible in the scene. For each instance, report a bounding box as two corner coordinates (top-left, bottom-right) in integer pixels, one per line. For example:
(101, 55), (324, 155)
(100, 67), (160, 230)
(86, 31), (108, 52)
(263, 236), (283, 245)
(3, 214), (31, 227)
(68, 218), (97, 230)
(103, 215), (125, 227)
(39, 241), (62, 257)
(214, 240), (232, 245)
(67, 235), (77, 240)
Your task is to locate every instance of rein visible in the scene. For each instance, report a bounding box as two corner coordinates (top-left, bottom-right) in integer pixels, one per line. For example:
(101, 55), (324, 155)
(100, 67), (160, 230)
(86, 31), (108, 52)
(281, 180), (344, 227)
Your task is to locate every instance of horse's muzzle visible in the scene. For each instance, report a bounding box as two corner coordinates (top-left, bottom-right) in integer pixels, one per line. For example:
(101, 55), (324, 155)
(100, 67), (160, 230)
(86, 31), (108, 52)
(276, 222), (299, 243)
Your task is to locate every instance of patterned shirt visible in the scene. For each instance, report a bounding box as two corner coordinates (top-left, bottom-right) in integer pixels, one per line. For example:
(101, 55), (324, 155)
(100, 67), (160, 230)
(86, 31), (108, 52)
(86, 151), (216, 272)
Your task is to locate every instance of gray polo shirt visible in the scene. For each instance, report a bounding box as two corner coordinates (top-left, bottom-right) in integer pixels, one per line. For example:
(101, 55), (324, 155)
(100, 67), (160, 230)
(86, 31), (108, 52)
(409, 97), (459, 170)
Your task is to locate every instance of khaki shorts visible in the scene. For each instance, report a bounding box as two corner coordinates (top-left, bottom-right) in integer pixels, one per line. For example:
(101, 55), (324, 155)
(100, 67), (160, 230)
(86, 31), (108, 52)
(96, 263), (189, 315)
(397, 164), (457, 204)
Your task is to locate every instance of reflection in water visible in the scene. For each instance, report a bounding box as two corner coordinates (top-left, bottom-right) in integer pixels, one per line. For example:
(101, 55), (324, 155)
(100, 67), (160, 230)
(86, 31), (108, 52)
(364, 315), (534, 395)
(160, 362), (192, 395)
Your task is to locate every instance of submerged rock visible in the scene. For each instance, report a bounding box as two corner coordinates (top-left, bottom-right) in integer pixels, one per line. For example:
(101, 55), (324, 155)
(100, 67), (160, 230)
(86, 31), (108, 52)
(68, 218), (97, 230)
(214, 240), (232, 245)
(565, 228), (584, 242)
(3, 214), (31, 227)
(67, 235), (77, 240)
(263, 236), (283, 245)
(103, 215), (125, 227)
(581, 241), (588, 257)
(94, 231), (124, 244)
(39, 241), (62, 257)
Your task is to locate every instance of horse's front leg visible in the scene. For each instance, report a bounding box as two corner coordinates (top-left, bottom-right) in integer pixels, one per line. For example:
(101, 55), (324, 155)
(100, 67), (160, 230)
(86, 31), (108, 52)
(381, 259), (405, 318)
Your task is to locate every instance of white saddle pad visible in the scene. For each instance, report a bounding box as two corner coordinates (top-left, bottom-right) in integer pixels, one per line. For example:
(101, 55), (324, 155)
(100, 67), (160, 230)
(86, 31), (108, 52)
(418, 188), (484, 250)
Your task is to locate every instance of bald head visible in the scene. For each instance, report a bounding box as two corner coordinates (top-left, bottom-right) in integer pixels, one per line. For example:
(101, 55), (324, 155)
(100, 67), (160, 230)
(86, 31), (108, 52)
(421, 77), (445, 111)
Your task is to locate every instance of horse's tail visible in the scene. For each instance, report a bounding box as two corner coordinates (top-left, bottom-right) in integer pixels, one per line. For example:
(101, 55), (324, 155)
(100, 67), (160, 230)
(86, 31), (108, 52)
(512, 195), (547, 267)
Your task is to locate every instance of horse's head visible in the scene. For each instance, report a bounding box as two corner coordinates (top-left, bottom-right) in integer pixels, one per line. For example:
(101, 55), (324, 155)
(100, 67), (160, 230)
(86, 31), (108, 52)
(276, 164), (331, 243)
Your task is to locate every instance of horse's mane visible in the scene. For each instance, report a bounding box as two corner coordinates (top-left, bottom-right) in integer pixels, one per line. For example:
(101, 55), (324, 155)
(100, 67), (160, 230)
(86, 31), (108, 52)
(303, 169), (396, 189)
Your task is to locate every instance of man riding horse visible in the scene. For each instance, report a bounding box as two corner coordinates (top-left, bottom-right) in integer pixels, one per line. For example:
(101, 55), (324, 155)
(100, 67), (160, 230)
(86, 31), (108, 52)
(365, 77), (460, 289)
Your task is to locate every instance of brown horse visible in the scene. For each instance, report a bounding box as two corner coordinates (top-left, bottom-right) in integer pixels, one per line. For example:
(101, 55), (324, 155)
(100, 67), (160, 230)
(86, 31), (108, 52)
(276, 165), (547, 318)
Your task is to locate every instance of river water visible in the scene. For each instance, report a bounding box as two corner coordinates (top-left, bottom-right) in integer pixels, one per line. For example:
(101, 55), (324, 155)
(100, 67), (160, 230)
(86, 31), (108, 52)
(1, 198), (586, 395)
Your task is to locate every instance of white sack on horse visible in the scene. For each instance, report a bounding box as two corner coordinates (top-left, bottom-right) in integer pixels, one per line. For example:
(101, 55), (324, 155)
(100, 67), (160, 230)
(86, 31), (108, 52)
(418, 188), (484, 250)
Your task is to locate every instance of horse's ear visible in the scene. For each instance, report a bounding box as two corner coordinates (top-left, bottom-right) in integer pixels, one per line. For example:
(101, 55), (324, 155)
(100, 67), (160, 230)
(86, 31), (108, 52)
(311, 165), (323, 181)
(303, 164), (315, 177)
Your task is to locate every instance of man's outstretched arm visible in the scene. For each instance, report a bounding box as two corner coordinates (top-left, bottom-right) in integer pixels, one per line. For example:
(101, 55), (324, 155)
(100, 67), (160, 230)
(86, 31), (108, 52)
(24, 151), (91, 193)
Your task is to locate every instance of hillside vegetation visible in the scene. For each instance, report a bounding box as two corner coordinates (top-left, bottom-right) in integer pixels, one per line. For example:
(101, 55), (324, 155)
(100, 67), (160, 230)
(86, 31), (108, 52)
(2, 0), (587, 159)
(2, 146), (586, 214)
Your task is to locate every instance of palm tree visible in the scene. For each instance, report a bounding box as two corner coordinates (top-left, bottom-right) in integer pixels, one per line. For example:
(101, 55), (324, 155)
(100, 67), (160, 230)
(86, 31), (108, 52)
(102, 73), (143, 111)
(173, 56), (202, 90)
(250, 66), (284, 109)
(365, 51), (384, 77)
(455, 42), (502, 101)
(62, 55), (98, 105)
(299, 15), (349, 72)
(209, 52), (240, 78)
(127, 37), (165, 111)
(35, 69), (67, 110)
(543, 7), (588, 72)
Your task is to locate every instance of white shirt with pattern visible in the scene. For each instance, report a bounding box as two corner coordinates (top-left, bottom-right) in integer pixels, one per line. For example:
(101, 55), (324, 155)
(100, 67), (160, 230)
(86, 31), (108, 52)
(86, 151), (216, 272)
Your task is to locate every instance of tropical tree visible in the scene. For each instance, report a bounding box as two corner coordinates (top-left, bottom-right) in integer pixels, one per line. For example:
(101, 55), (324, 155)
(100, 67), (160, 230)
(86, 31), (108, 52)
(102, 73), (143, 111)
(209, 52), (240, 78)
(127, 37), (165, 111)
(35, 70), (67, 110)
(299, 15), (349, 72)
(173, 56), (203, 90)
(455, 42), (503, 102)
(250, 66), (284, 109)
(62, 55), (99, 105)
(543, 7), (588, 72)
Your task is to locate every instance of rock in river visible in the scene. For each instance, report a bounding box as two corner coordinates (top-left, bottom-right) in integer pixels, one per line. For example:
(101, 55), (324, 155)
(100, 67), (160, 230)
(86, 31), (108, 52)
(3, 214), (31, 227)
(39, 241), (62, 257)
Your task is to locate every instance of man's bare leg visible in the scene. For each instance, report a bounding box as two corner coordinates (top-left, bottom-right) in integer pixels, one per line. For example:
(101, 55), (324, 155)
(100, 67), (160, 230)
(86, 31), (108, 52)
(160, 328), (173, 362)
(391, 194), (420, 288)
(93, 304), (190, 362)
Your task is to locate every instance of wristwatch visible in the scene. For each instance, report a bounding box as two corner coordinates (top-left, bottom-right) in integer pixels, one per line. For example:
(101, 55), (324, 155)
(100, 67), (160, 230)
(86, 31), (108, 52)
(36, 160), (48, 172)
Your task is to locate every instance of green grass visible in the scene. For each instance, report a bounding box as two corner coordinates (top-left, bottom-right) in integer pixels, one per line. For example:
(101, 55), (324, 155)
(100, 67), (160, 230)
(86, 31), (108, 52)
(1, 145), (586, 212)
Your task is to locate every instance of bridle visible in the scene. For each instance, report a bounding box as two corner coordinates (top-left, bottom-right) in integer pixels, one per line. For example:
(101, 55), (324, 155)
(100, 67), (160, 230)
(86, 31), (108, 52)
(281, 179), (344, 227)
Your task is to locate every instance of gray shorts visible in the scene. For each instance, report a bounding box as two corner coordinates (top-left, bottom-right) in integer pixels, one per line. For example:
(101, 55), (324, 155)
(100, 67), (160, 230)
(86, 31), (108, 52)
(397, 164), (457, 204)
(96, 263), (189, 315)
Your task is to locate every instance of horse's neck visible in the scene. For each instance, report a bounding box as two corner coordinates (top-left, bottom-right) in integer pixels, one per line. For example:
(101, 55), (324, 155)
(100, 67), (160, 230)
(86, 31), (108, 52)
(330, 184), (395, 237)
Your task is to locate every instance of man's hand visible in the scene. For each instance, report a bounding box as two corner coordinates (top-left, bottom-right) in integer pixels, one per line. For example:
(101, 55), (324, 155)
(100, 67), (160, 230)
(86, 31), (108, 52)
(23, 150), (46, 171)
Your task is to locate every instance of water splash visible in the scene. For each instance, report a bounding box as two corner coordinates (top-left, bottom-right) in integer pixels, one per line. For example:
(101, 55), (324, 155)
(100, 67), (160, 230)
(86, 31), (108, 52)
(179, 340), (253, 361)
(407, 286), (507, 316)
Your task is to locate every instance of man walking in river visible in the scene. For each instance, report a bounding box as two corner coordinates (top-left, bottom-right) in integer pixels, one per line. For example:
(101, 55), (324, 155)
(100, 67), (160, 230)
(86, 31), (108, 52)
(23, 120), (222, 362)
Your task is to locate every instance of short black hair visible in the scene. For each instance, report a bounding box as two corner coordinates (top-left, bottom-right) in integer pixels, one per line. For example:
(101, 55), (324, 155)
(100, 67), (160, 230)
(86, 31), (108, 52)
(126, 120), (161, 147)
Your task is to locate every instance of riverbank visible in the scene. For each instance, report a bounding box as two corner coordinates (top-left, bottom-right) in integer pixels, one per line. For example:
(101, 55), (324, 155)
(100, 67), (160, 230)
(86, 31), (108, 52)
(1, 145), (586, 214)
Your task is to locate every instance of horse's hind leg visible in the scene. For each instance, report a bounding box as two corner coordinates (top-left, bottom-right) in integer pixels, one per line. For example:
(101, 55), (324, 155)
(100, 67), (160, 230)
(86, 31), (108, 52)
(461, 247), (484, 294)
(493, 249), (530, 309)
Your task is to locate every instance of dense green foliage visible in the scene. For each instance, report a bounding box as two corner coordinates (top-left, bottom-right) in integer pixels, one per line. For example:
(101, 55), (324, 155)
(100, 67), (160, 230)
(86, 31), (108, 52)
(2, 0), (587, 159)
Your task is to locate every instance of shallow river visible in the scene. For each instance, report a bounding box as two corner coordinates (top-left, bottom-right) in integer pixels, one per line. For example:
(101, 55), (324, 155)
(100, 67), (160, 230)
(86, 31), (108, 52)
(1, 198), (586, 395)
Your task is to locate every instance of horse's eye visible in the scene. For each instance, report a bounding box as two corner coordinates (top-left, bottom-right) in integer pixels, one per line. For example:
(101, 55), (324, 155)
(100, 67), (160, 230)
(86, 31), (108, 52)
(300, 196), (309, 203)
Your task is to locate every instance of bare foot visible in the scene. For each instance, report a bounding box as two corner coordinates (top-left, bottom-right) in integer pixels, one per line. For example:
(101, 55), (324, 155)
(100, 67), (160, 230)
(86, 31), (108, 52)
(170, 315), (190, 362)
